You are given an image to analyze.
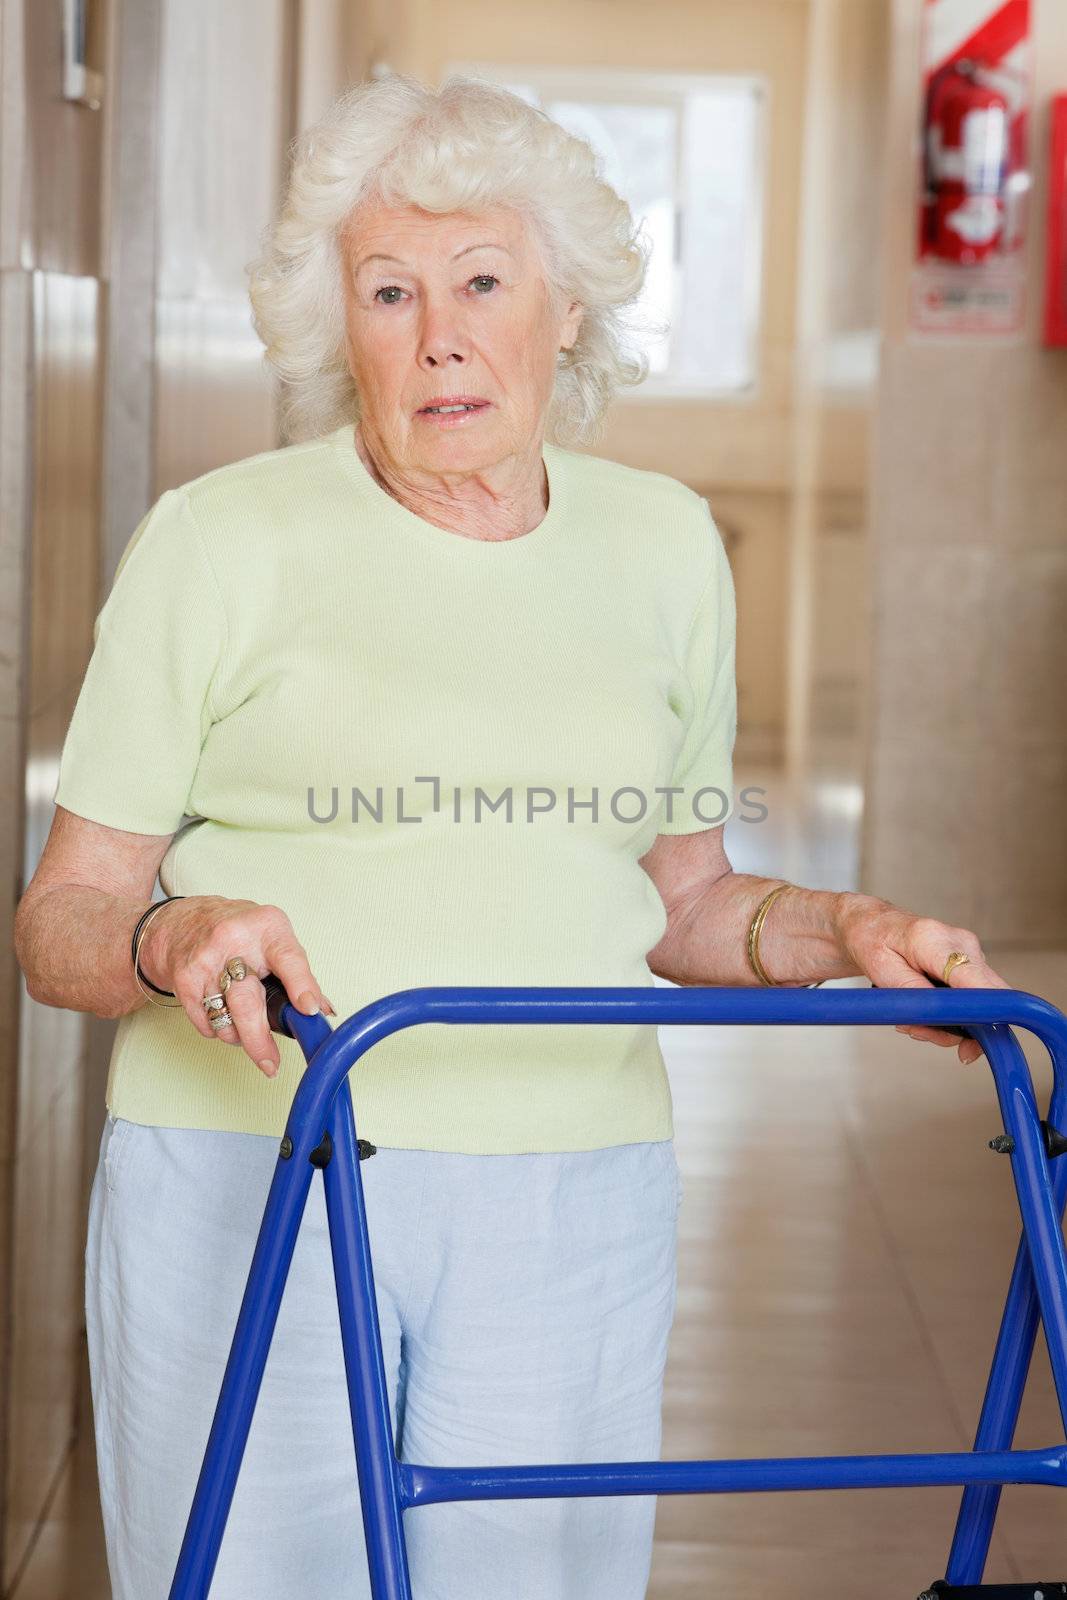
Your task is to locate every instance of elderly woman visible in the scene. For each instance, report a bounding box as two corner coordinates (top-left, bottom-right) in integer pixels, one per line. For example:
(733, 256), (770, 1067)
(15, 72), (1006, 1600)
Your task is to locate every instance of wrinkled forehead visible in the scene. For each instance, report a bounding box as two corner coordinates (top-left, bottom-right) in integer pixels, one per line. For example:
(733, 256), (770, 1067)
(340, 200), (537, 273)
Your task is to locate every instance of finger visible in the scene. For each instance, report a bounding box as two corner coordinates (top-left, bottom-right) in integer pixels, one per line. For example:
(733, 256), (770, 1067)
(921, 923), (1009, 994)
(173, 966), (276, 1079)
(195, 972), (254, 1059)
(875, 955), (935, 990)
(260, 930), (331, 1017)
(173, 969), (233, 1045)
(218, 972), (281, 1077)
(944, 961), (992, 985)
(933, 948), (1000, 1051)
(896, 1023), (969, 1048)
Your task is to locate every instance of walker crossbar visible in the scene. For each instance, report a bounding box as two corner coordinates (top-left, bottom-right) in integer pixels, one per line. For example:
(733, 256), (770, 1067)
(168, 985), (1067, 1600)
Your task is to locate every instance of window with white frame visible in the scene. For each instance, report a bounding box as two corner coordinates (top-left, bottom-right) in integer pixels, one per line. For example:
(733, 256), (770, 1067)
(444, 64), (767, 397)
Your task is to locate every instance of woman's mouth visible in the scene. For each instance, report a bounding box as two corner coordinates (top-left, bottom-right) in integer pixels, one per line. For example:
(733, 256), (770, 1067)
(416, 400), (492, 426)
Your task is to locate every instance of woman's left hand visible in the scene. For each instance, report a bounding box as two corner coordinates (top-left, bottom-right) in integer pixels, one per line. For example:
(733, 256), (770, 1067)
(834, 894), (1012, 1065)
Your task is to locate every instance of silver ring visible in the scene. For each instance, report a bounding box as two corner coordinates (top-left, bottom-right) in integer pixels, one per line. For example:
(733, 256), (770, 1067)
(202, 992), (228, 1016)
(209, 1009), (234, 1031)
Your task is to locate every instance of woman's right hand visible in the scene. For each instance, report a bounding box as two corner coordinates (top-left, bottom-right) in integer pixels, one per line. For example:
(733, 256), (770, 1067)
(136, 896), (335, 1078)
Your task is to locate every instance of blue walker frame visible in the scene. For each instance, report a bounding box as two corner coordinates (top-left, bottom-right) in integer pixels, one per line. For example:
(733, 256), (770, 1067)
(168, 984), (1067, 1599)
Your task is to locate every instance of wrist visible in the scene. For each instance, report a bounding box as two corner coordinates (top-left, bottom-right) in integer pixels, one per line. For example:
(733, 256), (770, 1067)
(749, 883), (836, 985)
(831, 891), (887, 974)
(756, 885), (869, 985)
(133, 900), (183, 993)
(785, 885), (850, 964)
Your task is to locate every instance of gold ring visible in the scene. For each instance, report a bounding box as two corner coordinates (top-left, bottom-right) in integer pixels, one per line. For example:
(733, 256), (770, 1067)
(218, 956), (250, 997)
(942, 951), (970, 984)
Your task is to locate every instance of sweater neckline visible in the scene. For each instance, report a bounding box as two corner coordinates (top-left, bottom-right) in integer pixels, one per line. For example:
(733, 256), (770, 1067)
(326, 423), (568, 556)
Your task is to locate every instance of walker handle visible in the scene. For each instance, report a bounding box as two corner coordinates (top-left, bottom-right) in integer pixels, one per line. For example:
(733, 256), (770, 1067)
(261, 972), (291, 1035)
(920, 976), (968, 1038)
(873, 975), (967, 1038)
(264, 973), (972, 1040)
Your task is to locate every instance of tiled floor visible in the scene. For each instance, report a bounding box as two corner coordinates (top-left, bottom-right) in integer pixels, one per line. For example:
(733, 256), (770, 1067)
(10, 754), (1067, 1596)
(650, 940), (1067, 1597)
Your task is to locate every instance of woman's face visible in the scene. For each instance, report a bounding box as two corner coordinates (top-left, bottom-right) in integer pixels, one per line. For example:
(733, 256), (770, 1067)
(340, 200), (582, 477)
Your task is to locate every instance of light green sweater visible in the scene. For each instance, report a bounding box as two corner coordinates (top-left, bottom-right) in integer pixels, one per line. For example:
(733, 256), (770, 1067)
(53, 424), (737, 1152)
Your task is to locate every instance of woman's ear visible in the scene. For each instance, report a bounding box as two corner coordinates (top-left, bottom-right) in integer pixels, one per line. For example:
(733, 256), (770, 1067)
(560, 301), (583, 353)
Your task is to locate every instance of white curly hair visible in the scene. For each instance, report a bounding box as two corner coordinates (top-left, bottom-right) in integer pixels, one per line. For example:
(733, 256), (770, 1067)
(247, 71), (658, 448)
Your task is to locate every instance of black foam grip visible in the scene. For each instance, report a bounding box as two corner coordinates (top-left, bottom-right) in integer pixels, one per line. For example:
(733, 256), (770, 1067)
(261, 973), (293, 1037)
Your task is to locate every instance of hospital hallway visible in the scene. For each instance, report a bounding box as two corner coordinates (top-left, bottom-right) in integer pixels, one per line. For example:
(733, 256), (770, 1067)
(6, 0), (1067, 1593)
(8, 744), (1066, 1598)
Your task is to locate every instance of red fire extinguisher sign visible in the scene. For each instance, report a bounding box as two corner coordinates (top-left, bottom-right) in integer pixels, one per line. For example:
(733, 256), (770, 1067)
(912, 0), (1033, 336)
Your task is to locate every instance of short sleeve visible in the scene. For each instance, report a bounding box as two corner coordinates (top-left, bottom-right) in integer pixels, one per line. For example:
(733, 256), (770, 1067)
(657, 501), (737, 834)
(52, 488), (227, 835)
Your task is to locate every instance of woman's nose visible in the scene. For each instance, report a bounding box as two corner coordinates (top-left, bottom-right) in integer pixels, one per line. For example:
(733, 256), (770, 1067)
(417, 298), (471, 368)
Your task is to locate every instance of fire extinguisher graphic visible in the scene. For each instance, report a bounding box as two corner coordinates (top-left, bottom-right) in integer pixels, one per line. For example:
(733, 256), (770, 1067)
(923, 58), (1010, 263)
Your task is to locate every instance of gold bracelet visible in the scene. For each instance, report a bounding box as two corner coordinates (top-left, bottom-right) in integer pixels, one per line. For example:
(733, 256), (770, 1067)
(132, 901), (184, 1009)
(746, 882), (824, 988)
(747, 883), (792, 984)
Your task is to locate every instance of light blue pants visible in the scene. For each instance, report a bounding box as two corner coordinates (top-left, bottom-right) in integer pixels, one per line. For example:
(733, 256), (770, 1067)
(85, 1112), (682, 1599)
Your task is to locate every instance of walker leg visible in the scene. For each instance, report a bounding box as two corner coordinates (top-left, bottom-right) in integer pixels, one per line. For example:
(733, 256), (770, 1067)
(943, 1222), (1059, 1582)
(322, 1080), (414, 1600)
(943, 1042), (1067, 1586)
(168, 1133), (318, 1598)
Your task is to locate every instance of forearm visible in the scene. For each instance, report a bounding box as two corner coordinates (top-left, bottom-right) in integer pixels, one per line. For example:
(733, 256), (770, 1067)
(15, 884), (157, 1019)
(649, 872), (876, 987)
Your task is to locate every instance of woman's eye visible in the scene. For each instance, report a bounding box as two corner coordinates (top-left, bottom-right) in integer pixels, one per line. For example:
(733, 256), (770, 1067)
(373, 275), (499, 305)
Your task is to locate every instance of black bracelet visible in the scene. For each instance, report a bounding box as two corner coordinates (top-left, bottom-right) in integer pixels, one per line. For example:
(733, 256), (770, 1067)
(131, 895), (186, 996)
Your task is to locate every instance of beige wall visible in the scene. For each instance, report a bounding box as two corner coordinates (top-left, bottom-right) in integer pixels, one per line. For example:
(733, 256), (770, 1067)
(786, 0), (886, 787)
(862, 0), (1067, 941)
(0, 0), (110, 1581)
(1, 0), (296, 1582)
(152, 0), (292, 491)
